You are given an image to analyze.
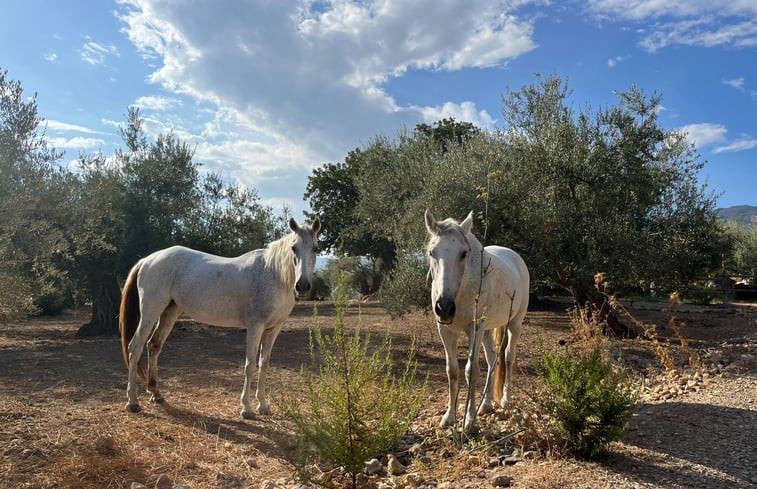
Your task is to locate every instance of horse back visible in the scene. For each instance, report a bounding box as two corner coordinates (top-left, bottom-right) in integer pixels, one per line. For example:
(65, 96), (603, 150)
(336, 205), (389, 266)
(482, 246), (530, 319)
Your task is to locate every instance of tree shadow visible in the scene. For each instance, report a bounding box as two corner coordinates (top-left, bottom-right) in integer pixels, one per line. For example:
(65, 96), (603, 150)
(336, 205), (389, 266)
(608, 400), (757, 487)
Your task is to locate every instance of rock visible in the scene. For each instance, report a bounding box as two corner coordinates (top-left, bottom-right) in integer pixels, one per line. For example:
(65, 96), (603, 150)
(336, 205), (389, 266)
(246, 458), (259, 469)
(387, 454), (407, 475)
(501, 456), (520, 466)
(154, 474), (172, 489)
(405, 473), (424, 487)
(95, 434), (114, 453)
(365, 458), (384, 475)
(492, 474), (512, 487)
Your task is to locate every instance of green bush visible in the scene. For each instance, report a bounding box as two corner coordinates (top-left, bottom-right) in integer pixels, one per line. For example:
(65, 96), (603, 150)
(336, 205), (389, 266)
(278, 275), (426, 488)
(536, 343), (635, 459)
(380, 253), (429, 318)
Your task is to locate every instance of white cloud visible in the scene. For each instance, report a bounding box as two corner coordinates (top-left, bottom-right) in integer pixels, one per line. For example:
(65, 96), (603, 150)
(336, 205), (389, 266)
(677, 123), (727, 148)
(44, 52), (58, 62)
(134, 95), (181, 111)
(587, 1), (757, 52)
(49, 136), (105, 149)
(714, 134), (757, 153)
(417, 101), (496, 130)
(607, 55), (627, 67)
(116, 0), (539, 195)
(80, 38), (119, 65)
(723, 77), (745, 91)
(678, 123), (756, 154)
(46, 120), (103, 134)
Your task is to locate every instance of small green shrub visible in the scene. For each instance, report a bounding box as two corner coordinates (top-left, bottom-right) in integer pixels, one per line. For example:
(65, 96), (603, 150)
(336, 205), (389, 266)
(380, 253), (429, 318)
(278, 275), (427, 488)
(536, 343), (635, 459)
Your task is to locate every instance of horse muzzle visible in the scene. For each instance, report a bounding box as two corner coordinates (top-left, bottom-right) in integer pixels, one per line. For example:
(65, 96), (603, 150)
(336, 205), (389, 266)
(434, 298), (456, 324)
(295, 279), (312, 298)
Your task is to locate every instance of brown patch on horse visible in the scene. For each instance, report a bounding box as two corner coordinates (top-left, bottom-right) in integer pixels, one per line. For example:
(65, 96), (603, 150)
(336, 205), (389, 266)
(119, 259), (147, 381)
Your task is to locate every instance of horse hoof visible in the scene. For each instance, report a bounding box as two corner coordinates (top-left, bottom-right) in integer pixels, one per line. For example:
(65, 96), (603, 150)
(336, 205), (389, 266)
(241, 409), (255, 420)
(149, 394), (165, 404)
(478, 402), (494, 415)
(257, 405), (271, 415)
(126, 403), (141, 413)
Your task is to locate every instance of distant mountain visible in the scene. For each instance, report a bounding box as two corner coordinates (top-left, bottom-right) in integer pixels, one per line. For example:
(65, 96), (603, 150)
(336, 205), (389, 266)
(717, 205), (757, 223)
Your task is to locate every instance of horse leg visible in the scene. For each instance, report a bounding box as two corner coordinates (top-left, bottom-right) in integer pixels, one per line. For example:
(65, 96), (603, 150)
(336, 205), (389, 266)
(126, 306), (162, 413)
(146, 301), (180, 404)
(478, 329), (497, 416)
(438, 325), (460, 428)
(255, 325), (281, 415)
(240, 322), (265, 420)
(501, 318), (524, 405)
(463, 323), (486, 431)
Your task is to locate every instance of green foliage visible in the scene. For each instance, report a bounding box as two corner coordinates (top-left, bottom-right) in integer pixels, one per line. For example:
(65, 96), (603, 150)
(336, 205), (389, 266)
(536, 343), (635, 459)
(278, 277), (426, 487)
(723, 217), (757, 276)
(380, 253), (429, 318)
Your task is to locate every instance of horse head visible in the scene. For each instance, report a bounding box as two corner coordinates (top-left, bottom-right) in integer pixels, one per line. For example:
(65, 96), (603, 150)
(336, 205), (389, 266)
(289, 217), (321, 298)
(424, 209), (473, 324)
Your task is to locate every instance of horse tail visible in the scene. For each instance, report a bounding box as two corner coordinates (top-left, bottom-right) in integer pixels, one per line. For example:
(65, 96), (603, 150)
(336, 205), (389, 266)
(494, 326), (506, 403)
(119, 259), (147, 381)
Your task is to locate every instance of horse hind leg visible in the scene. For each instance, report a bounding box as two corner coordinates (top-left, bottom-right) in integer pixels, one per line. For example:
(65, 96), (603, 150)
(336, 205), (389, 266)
(146, 301), (180, 404)
(501, 318), (524, 405)
(126, 307), (163, 413)
(478, 329), (498, 416)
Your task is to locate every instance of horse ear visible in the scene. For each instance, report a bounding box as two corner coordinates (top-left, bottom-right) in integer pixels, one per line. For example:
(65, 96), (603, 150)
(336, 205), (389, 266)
(460, 211), (474, 234)
(311, 217), (321, 234)
(289, 217), (299, 232)
(424, 209), (438, 236)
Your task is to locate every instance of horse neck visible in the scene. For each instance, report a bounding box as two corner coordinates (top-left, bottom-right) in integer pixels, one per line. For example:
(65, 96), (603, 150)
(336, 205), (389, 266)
(464, 232), (488, 284)
(264, 233), (296, 290)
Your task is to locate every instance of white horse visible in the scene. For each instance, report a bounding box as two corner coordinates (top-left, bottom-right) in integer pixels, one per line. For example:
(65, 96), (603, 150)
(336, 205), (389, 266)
(424, 210), (529, 430)
(119, 217), (321, 419)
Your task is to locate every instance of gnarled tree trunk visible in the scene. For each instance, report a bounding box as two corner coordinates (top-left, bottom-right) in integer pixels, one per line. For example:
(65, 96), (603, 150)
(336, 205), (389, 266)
(76, 272), (121, 336)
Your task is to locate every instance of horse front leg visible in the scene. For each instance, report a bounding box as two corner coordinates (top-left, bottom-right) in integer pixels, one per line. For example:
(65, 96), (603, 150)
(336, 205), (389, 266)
(438, 325), (459, 428)
(478, 329), (498, 416)
(240, 322), (265, 420)
(463, 323), (486, 431)
(255, 325), (281, 415)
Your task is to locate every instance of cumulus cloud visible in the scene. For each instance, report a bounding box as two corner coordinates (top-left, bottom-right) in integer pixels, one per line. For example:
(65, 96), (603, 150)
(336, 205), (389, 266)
(677, 122), (727, 148)
(116, 0), (539, 193)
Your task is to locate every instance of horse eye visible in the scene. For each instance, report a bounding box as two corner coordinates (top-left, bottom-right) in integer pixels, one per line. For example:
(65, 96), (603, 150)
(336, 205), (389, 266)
(460, 251), (467, 260)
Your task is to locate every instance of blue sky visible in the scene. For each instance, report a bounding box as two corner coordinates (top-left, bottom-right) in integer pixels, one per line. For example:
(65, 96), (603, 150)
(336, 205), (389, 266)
(1, 0), (755, 219)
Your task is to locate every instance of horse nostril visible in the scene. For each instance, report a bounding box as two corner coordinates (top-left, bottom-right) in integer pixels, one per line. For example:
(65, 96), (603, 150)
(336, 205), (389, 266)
(434, 302), (444, 315)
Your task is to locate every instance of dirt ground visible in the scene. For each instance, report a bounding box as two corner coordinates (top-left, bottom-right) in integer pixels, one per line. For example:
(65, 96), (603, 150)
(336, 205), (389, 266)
(1, 298), (755, 489)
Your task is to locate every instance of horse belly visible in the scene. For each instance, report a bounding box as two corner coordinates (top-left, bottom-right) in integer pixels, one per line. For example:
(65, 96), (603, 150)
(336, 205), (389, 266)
(177, 295), (246, 328)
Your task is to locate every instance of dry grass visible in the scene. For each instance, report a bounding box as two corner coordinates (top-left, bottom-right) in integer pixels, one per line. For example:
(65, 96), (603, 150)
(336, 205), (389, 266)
(2, 299), (755, 488)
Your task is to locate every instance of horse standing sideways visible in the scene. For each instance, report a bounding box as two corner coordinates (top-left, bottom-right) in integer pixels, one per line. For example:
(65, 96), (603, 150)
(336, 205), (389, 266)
(424, 210), (529, 430)
(119, 217), (321, 419)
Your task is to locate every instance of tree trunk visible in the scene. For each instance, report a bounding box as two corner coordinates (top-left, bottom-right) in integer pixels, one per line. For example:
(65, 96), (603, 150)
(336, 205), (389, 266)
(76, 273), (122, 336)
(574, 287), (641, 339)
